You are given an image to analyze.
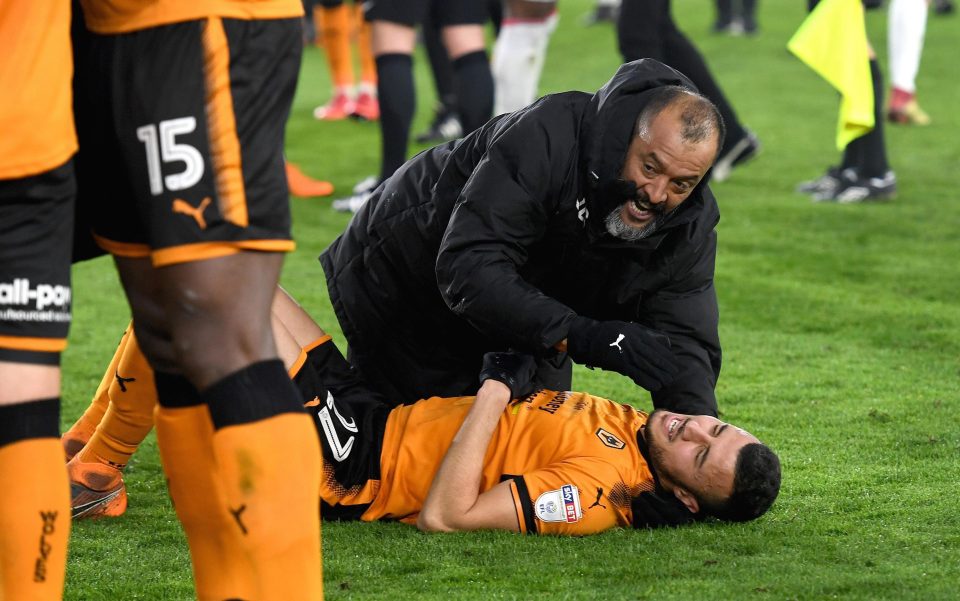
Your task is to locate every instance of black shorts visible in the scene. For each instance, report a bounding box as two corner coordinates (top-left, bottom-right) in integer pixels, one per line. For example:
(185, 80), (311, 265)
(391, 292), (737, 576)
(0, 161), (76, 365)
(293, 338), (392, 520)
(365, 0), (488, 27)
(73, 16), (301, 267)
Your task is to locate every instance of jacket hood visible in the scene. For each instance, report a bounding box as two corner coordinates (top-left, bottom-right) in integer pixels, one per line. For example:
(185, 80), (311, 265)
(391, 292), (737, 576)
(578, 59), (716, 243)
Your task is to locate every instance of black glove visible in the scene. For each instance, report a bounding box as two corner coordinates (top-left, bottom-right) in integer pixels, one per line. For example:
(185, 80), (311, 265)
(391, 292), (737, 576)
(479, 352), (539, 399)
(631, 491), (700, 529)
(566, 316), (680, 392)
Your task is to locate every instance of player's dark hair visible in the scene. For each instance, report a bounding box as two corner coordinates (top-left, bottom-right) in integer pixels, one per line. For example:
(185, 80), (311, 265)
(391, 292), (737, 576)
(702, 442), (781, 522)
(635, 85), (726, 159)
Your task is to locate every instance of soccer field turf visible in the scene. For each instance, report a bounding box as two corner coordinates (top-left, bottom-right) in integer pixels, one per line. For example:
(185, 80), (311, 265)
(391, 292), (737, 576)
(63, 1), (960, 599)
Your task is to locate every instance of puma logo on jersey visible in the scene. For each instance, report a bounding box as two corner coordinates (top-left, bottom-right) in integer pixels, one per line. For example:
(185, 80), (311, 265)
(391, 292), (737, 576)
(303, 396), (321, 408)
(609, 333), (625, 352)
(589, 487), (607, 510)
(172, 197), (212, 230)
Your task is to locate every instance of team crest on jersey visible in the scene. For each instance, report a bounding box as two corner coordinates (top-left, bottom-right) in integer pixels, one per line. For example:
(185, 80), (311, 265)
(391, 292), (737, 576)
(535, 484), (582, 523)
(595, 428), (626, 450)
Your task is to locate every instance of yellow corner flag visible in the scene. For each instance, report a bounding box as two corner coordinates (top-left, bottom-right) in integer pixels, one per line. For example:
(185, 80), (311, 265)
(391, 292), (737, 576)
(787, 0), (874, 150)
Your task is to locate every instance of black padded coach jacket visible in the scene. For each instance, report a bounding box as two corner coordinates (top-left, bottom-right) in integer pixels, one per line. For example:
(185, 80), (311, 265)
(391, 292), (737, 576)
(320, 59), (721, 416)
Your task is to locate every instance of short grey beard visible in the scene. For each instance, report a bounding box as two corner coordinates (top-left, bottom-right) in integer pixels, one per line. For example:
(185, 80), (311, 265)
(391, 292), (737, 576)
(604, 205), (663, 241)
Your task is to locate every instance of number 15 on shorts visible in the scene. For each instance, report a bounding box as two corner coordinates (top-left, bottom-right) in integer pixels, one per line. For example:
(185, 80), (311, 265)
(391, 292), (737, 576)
(136, 117), (204, 196)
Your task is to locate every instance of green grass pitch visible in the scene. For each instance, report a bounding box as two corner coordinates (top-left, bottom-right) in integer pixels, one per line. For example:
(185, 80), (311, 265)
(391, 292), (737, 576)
(63, 1), (960, 599)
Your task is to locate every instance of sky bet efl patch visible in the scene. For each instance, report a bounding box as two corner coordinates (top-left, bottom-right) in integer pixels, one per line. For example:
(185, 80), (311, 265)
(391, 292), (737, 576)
(535, 484), (582, 523)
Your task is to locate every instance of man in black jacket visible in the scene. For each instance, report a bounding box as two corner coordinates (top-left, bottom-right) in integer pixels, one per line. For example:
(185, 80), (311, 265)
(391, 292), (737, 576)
(321, 59), (725, 416)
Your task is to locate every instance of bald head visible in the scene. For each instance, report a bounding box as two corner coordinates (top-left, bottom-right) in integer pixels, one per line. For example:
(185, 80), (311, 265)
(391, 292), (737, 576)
(635, 86), (726, 161)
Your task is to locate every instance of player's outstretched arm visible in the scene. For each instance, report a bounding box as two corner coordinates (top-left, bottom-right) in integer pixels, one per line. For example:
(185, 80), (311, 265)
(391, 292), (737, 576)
(417, 353), (537, 533)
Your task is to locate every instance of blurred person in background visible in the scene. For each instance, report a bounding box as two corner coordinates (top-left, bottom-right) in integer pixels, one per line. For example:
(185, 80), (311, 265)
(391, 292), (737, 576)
(796, 0), (896, 203)
(713, 0), (759, 34)
(887, 0), (931, 125)
(333, 0), (494, 213)
(618, 0), (761, 182)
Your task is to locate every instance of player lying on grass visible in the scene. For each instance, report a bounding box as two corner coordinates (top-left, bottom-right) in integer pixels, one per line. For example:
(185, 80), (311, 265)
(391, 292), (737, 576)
(64, 288), (781, 533)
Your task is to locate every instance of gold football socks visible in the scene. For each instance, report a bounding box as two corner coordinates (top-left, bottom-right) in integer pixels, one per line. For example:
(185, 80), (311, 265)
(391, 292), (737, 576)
(0, 400), (70, 601)
(204, 360), (323, 600)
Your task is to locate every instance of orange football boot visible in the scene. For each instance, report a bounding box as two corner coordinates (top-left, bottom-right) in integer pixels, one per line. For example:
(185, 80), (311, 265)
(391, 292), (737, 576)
(286, 162), (334, 198)
(68, 456), (127, 519)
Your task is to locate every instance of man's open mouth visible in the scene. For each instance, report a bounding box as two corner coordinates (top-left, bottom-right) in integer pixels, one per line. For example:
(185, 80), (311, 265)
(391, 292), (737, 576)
(667, 416), (686, 441)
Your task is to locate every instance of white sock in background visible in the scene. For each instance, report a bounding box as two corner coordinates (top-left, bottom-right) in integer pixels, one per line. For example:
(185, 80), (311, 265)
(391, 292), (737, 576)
(888, 0), (928, 93)
(492, 12), (559, 115)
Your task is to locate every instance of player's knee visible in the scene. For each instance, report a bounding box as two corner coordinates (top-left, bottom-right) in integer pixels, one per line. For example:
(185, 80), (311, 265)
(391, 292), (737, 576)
(167, 310), (275, 386)
(130, 320), (178, 373)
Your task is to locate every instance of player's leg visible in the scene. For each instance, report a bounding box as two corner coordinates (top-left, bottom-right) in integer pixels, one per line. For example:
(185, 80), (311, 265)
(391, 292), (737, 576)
(887, 0), (930, 124)
(740, 0), (758, 34)
(0, 5), (76, 596)
(492, 0), (558, 115)
(68, 324), (156, 519)
(0, 163), (75, 601)
(439, 0), (493, 134)
(353, 2), (381, 121)
(832, 46), (895, 203)
(60, 326), (130, 460)
(371, 19), (418, 182)
(162, 254), (322, 600)
(63, 286), (327, 523)
(289, 328), (391, 516)
(416, 10), (463, 144)
(88, 16), (322, 598)
(272, 287), (329, 350)
(713, 0), (734, 32)
(314, 0), (357, 120)
(115, 252), (322, 600)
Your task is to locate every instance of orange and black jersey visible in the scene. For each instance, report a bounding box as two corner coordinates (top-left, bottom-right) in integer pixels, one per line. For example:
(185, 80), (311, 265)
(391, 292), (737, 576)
(79, 0), (303, 34)
(0, 0), (76, 179)
(320, 390), (658, 536)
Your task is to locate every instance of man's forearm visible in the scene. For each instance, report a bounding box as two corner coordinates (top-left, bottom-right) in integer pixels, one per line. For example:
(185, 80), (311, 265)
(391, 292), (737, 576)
(417, 380), (511, 532)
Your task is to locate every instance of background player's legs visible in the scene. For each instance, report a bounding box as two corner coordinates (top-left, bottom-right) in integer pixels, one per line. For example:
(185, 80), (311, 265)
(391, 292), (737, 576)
(831, 56), (895, 202)
(714, 0), (734, 31)
(493, 0), (558, 115)
(417, 12), (463, 144)
(63, 287), (329, 524)
(887, 0), (930, 124)
(315, 0), (357, 120)
(442, 24), (493, 135)
(68, 326), (155, 519)
(61, 326), (129, 460)
(740, 0), (758, 33)
(272, 286), (329, 350)
(354, 4), (380, 121)
(114, 252), (322, 600)
(372, 21), (418, 183)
